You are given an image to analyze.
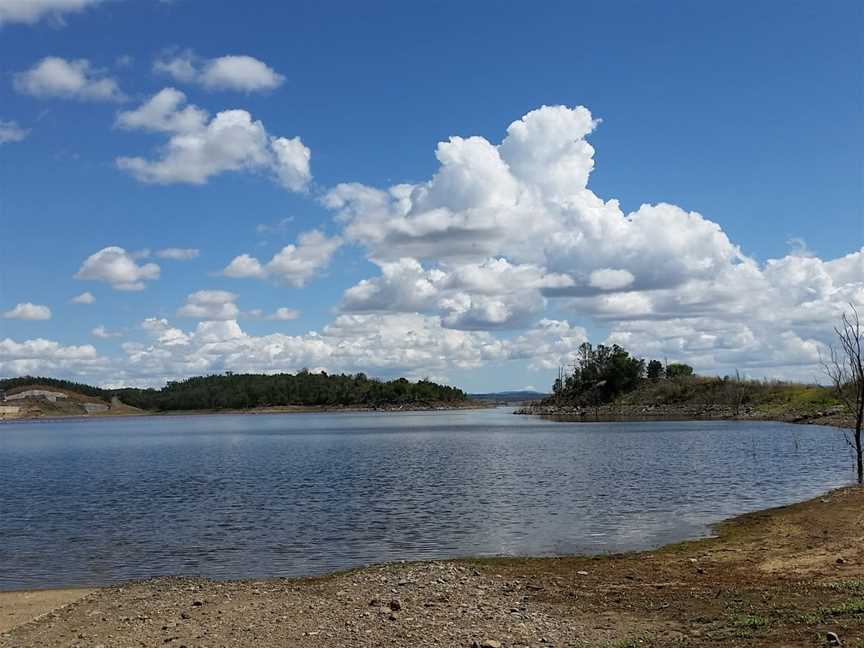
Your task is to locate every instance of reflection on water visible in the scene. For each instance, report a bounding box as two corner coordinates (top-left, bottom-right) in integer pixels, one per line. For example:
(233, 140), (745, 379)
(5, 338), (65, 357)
(0, 407), (851, 589)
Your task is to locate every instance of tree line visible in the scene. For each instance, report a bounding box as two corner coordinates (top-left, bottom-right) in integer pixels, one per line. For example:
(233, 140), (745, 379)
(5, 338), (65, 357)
(1, 371), (467, 411)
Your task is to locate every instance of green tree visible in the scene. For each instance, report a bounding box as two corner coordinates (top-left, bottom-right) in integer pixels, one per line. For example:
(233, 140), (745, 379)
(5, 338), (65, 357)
(646, 359), (664, 380)
(665, 363), (694, 378)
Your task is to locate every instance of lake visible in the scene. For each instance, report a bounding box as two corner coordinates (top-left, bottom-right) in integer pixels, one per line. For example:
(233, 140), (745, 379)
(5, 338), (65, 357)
(0, 408), (852, 590)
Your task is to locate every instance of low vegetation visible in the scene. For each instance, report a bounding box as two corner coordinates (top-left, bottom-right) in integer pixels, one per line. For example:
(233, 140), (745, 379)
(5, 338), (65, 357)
(544, 341), (840, 418)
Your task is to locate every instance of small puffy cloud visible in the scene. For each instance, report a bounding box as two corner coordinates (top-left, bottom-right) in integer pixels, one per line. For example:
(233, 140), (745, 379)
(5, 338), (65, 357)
(268, 307), (300, 321)
(222, 254), (265, 279)
(589, 268), (635, 291)
(201, 55), (284, 92)
(75, 246), (160, 291)
(223, 230), (341, 287)
(3, 302), (52, 320)
(14, 57), (124, 101)
(152, 50), (197, 82)
(0, 0), (103, 26)
(70, 291), (95, 304)
(141, 317), (190, 346)
(115, 89), (310, 191)
(0, 120), (29, 144)
(115, 88), (207, 133)
(156, 247), (199, 260)
(154, 51), (284, 92)
(91, 325), (121, 339)
(177, 290), (240, 320)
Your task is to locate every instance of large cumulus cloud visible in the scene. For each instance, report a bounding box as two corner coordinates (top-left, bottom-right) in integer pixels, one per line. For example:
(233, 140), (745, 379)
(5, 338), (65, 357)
(322, 104), (862, 378)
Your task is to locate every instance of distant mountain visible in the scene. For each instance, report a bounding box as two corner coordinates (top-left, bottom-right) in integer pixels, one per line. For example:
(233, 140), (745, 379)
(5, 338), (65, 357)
(469, 391), (549, 403)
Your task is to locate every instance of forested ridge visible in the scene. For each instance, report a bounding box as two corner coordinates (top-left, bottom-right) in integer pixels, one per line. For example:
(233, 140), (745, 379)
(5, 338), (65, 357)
(0, 372), (467, 411)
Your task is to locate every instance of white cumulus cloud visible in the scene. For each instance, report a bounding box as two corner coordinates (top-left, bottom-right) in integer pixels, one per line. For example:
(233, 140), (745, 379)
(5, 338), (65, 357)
(0, 0), (103, 26)
(177, 290), (240, 321)
(70, 291), (95, 304)
(223, 230), (341, 287)
(15, 57), (124, 101)
(268, 307), (300, 321)
(3, 302), (52, 320)
(322, 104), (863, 379)
(115, 88), (310, 190)
(154, 51), (285, 92)
(0, 337), (104, 378)
(75, 246), (160, 291)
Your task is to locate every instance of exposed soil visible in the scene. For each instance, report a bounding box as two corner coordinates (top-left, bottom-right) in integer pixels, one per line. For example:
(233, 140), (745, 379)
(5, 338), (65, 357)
(2, 486), (863, 647)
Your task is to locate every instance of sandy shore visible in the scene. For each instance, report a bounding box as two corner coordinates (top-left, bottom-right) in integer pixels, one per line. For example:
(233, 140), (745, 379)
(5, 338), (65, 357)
(0, 589), (94, 635)
(2, 486), (862, 647)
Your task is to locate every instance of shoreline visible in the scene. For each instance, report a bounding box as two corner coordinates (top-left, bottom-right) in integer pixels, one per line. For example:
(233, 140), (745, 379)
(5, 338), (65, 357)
(3, 485), (863, 646)
(515, 402), (854, 430)
(0, 400), (495, 424)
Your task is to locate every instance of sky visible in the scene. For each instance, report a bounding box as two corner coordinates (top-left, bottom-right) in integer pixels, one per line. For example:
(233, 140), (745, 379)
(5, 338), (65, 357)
(0, 0), (862, 392)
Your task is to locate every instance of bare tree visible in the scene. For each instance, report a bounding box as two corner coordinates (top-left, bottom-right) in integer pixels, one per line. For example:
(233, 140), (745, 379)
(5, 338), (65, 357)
(823, 304), (864, 484)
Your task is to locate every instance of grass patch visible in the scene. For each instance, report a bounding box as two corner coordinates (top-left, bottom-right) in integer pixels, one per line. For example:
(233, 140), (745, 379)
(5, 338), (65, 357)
(822, 579), (864, 593)
(824, 598), (864, 616)
(731, 613), (769, 628)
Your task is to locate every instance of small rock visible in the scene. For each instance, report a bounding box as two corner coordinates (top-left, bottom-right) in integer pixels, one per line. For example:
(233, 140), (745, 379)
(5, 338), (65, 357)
(826, 631), (841, 646)
(389, 598), (402, 611)
(180, 612), (190, 620)
(836, 557), (847, 565)
(478, 640), (502, 648)
(369, 598), (382, 607)
(191, 600), (204, 607)
(576, 570), (589, 576)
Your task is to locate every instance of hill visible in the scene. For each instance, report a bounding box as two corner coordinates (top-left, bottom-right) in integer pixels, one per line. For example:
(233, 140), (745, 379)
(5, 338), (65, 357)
(0, 381), (143, 420)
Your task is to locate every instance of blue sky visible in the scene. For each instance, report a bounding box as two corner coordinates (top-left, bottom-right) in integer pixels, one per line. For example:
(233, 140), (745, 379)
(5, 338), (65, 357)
(0, 0), (861, 391)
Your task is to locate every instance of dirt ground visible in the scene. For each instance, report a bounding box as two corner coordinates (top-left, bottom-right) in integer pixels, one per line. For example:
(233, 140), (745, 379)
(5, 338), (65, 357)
(2, 486), (863, 647)
(0, 590), (94, 635)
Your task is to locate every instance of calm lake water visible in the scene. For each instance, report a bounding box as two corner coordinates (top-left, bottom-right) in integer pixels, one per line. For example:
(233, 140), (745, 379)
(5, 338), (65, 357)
(0, 408), (852, 590)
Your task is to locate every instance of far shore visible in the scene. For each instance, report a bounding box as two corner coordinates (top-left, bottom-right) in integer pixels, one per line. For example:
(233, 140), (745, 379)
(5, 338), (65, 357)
(0, 399), (495, 423)
(516, 401), (855, 430)
(2, 485), (862, 646)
